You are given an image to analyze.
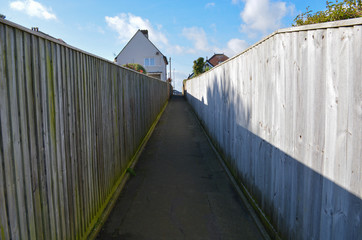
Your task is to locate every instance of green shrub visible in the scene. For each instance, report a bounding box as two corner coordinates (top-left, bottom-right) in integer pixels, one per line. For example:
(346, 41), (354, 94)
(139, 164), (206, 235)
(293, 0), (362, 26)
(122, 63), (147, 74)
(192, 57), (205, 77)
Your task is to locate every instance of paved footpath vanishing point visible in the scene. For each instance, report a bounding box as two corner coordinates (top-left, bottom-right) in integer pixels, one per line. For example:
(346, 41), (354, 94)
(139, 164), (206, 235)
(96, 96), (266, 240)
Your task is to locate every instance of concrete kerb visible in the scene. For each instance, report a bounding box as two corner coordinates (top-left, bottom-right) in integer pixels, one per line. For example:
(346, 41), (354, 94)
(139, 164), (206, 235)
(186, 100), (276, 240)
(86, 100), (169, 240)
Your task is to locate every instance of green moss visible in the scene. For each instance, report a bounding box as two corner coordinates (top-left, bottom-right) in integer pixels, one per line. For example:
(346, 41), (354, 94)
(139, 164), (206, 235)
(222, 149), (281, 240)
(75, 185), (82, 239)
(194, 110), (281, 239)
(1, 225), (5, 239)
(126, 168), (136, 176)
(46, 54), (56, 142)
(82, 100), (168, 240)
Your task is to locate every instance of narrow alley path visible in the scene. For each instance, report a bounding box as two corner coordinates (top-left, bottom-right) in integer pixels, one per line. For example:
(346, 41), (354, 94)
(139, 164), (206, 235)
(96, 96), (266, 240)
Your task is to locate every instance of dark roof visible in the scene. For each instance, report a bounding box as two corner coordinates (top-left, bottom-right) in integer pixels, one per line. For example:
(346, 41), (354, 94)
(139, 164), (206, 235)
(140, 29), (148, 38)
(208, 53), (228, 67)
(31, 27), (66, 44)
(115, 29), (168, 65)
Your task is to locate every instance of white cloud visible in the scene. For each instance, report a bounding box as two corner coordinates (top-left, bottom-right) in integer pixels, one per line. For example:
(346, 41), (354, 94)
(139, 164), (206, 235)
(105, 13), (247, 59)
(205, 2), (215, 8)
(169, 45), (185, 54)
(224, 38), (249, 56)
(10, 0), (56, 20)
(182, 27), (210, 53)
(105, 13), (168, 46)
(231, 0), (240, 4)
(106, 13), (191, 57)
(181, 26), (248, 57)
(240, 0), (293, 37)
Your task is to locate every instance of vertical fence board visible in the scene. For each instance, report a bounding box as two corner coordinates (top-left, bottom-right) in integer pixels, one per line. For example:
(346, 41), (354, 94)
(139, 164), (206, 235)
(31, 34), (50, 240)
(24, 31), (42, 240)
(64, 47), (75, 240)
(49, 41), (62, 240)
(53, 42), (66, 240)
(16, 28), (38, 240)
(73, 51), (80, 237)
(0, 23), (11, 240)
(58, 44), (70, 239)
(39, 38), (57, 240)
(347, 25), (362, 239)
(5, 25), (22, 240)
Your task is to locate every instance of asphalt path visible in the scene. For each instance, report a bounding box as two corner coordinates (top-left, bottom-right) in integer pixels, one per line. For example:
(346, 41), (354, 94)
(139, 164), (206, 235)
(96, 95), (266, 240)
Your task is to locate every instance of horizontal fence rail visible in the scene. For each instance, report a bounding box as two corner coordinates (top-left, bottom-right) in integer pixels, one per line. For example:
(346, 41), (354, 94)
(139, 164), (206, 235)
(0, 19), (168, 239)
(185, 18), (362, 239)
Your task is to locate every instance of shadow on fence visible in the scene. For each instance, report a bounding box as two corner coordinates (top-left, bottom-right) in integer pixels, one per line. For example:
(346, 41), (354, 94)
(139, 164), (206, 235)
(186, 80), (362, 240)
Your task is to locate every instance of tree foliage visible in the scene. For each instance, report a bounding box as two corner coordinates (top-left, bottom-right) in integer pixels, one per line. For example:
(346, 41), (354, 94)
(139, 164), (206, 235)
(293, 0), (362, 26)
(192, 57), (205, 76)
(122, 63), (147, 74)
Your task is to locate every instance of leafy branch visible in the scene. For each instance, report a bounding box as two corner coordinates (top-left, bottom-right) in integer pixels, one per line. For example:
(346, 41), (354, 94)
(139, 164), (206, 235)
(293, 0), (362, 26)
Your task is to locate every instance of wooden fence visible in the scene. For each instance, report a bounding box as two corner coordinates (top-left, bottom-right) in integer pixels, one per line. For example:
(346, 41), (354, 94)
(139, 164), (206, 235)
(0, 19), (168, 239)
(185, 18), (362, 239)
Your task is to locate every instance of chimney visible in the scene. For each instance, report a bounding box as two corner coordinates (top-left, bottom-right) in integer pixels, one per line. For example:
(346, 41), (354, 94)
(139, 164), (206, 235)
(140, 29), (148, 39)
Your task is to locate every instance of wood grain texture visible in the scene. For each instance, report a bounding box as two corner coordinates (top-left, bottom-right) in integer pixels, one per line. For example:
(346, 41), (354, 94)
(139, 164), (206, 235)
(186, 20), (362, 240)
(0, 18), (168, 239)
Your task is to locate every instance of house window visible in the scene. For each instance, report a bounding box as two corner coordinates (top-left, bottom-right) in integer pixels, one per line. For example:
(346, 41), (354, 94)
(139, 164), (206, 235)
(144, 58), (155, 66)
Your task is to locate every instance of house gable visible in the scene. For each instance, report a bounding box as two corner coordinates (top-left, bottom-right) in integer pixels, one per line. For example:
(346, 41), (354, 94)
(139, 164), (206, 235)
(115, 30), (167, 65)
(114, 30), (168, 81)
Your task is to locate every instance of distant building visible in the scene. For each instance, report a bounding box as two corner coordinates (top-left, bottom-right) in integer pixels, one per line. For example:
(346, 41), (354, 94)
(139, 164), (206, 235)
(30, 26), (66, 44)
(187, 53), (229, 79)
(207, 53), (229, 67)
(114, 30), (168, 81)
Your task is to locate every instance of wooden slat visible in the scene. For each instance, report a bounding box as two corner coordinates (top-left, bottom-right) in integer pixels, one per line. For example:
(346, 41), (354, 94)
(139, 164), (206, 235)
(52, 42), (66, 240)
(16, 28), (38, 240)
(49, 40), (63, 240)
(39, 37), (57, 240)
(57, 44), (70, 239)
(89, 57), (98, 216)
(31, 34), (50, 240)
(95, 59), (102, 213)
(24, 31), (42, 240)
(75, 51), (84, 236)
(5, 25), (23, 240)
(64, 46), (76, 240)
(79, 52), (89, 231)
(0, 23), (11, 240)
(83, 54), (91, 226)
(71, 50), (81, 239)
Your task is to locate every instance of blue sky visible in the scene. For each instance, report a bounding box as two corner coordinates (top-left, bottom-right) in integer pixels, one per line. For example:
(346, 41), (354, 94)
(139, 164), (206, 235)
(0, 0), (326, 90)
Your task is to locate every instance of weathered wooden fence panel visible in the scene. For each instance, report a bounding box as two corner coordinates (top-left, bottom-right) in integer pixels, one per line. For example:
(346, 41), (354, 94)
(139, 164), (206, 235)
(186, 18), (362, 239)
(0, 19), (168, 239)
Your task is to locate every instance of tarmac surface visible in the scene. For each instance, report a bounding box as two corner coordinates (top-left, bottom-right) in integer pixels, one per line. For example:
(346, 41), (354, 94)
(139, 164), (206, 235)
(96, 95), (265, 240)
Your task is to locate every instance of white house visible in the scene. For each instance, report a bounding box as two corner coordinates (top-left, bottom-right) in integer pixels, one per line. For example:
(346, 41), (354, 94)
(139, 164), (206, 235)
(115, 30), (168, 81)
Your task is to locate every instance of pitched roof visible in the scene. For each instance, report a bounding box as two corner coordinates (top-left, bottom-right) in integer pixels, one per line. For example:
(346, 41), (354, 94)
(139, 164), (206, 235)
(208, 53), (229, 67)
(115, 29), (168, 65)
